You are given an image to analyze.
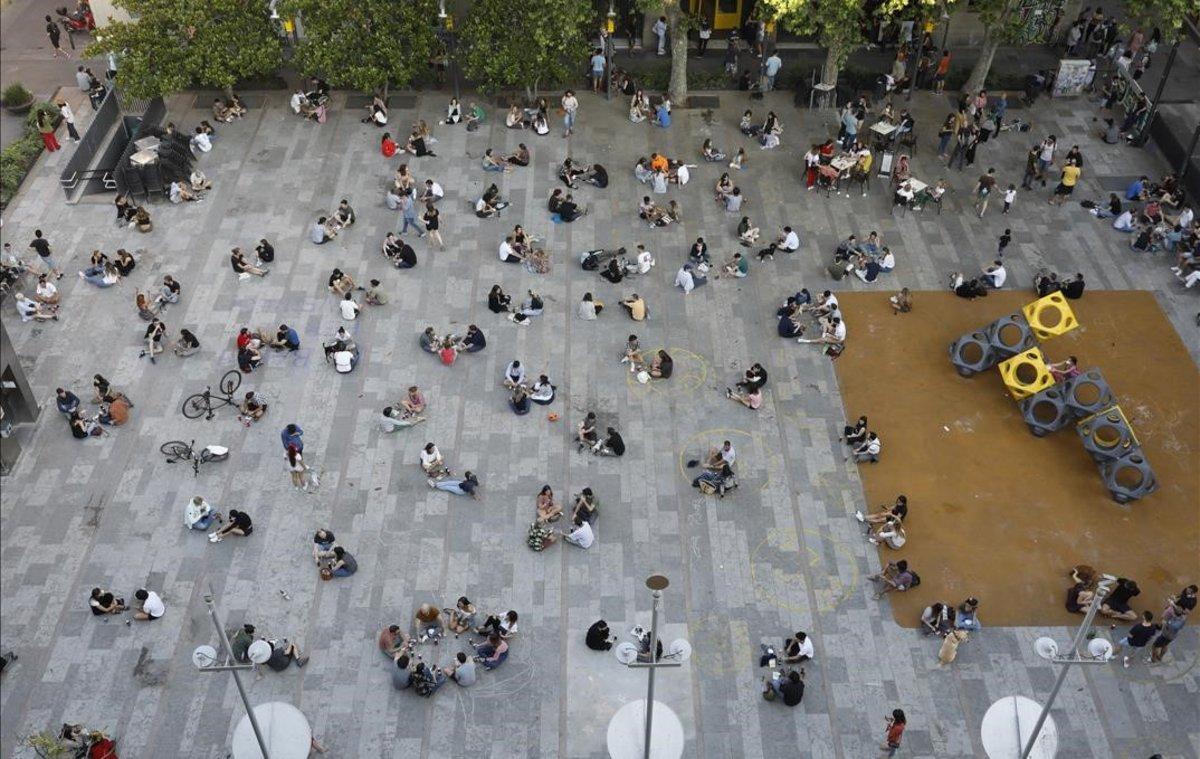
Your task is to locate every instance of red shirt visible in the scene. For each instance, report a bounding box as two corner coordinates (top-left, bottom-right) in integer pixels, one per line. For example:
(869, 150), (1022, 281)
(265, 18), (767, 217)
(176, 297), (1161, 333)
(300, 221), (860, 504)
(236, 332), (251, 349)
(439, 347), (456, 365)
(886, 722), (905, 747)
(381, 138), (397, 158)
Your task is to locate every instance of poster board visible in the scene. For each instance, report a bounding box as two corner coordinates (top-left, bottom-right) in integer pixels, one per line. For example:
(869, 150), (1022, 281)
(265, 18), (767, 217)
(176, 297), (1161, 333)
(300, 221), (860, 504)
(1052, 59), (1092, 97)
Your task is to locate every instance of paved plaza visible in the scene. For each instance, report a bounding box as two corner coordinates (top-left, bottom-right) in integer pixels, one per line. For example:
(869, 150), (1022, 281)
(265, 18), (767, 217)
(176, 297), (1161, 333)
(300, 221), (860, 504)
(0, 83), (1197, 759)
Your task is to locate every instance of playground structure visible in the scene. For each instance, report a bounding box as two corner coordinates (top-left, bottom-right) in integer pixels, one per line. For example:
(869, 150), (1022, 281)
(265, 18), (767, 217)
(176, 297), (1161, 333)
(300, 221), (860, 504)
(949, 292), (1158, 504)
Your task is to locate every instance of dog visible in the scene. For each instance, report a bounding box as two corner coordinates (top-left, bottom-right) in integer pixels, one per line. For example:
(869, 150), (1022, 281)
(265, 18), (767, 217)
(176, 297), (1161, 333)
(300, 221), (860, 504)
(938, 630), (969, 665)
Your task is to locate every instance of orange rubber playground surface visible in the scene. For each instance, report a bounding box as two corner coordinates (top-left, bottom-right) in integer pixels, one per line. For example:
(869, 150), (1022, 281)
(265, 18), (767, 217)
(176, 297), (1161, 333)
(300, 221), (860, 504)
(832, 291), (1200, 628)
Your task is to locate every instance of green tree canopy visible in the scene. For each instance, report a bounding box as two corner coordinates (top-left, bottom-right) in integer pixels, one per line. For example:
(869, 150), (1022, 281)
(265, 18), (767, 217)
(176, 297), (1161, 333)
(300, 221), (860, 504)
(86, 0), (282, 99)
(458, 0), (593, 98)
(761, 0), (942, 86)
(281, 0), (441, 94)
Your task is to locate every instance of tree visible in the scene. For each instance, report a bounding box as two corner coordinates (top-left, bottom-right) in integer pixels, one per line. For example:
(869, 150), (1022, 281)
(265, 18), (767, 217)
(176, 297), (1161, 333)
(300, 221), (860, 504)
(761, 0), (938, 89)
(280, 0), (440, 96)
(86, 0), (282, 100)
(638, 1), (692, 105)
(458, 0), (592, 100)
(960, 0), (1024, 94)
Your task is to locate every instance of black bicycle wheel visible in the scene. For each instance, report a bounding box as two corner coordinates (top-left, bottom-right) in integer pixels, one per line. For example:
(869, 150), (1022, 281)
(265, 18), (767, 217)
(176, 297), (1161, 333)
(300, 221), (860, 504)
(220, 370), (242, 396)
(160, 441), (191, 460)
(182, 394), (209, 419)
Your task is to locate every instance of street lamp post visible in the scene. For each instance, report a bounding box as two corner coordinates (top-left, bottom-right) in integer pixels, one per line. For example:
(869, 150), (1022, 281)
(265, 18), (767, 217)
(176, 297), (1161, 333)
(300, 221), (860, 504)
(606, 2), (617, 102)
(1020, 576), (1117, 758)
(196, 585), (270, 759)
(622, 574), (682, 759)
(438, 0), (459, 101)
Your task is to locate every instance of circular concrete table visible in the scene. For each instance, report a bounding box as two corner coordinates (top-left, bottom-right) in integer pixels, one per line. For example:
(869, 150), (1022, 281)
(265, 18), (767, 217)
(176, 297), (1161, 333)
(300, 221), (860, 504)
(981, 695), (1058, 759)
(606, 699), (684, 759)
(231, 701), (312, 759)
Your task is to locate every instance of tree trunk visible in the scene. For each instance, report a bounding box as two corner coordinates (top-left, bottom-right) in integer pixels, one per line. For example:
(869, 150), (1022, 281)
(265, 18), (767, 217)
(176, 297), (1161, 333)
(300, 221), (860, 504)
(963, 32), (1001, 94)
(821, 44), (841, 88)
(666, 7), (688, 105)
(222, 83), (234, 100)
(382, 80), (389, 101)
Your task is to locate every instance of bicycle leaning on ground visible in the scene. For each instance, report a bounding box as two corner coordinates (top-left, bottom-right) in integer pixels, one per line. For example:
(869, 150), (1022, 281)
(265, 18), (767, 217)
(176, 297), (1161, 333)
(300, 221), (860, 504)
(181, 370), (243, 420)
(160, 440), (230, 476)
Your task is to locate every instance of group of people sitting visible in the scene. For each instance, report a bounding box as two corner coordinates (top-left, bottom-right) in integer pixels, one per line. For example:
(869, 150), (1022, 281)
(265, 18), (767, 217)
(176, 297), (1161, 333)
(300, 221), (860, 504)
(1090, 175), (1197, 286)
(501, 359), (556, 415)
(739, 109), (784, 150)
(496, 226), (550, 272)
(528, 486), (600, 551)
(725, 363), (768, 410)
(378, 386), (427, 432)
(575, 412), (625, 456)
(383, 606), (519, 696)
(505, 100), (551, 134)
(841, 415), (882, 463)
(920, 598), (982, 636)
(547, 189), (587, 223)
(580, 244), (656, 283)
(776, 289), (848, 357)
(855, 495), (908, 549)
(830, 232), (896, 284)
(418, 442), (480, 498)
(419, 325), (486, 366)
(627, 89), (673, 128)
(691, 440), (739, 497)
(290, 78), (330, 122)
(488, 284), (544, 325)
(57, 382), (131, 438)
(634, 152), (695, 194)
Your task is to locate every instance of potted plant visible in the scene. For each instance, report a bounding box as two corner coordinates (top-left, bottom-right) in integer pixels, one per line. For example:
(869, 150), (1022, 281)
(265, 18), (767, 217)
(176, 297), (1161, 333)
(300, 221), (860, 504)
(2, 83), (34, 115)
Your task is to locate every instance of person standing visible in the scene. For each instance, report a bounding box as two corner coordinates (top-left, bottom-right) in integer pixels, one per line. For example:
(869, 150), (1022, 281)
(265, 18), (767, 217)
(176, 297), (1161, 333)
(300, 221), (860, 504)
(763, 50), (782, 91)
(881, 709), (907, 756)
(423, 203), (443, 249)
(281, 423), (304, 453)
(36, 109), (61, 152)
(1113, 611), (1160, 668)
(1048, 159), (1081, 206)
(933, 49), (950, 93)
(29, 230), (61, 278)
(697, 18), (711, 56)
(399, 189), (424, 237)
(56, 98), (80, 142)
(653, 15), (668, 56)
(45, 15), (70, 59)
(973, 168), (997, 218)
(590, 48), (606, 93)
(561, 90), (579, 138)
(1149, 601), (1187, 663)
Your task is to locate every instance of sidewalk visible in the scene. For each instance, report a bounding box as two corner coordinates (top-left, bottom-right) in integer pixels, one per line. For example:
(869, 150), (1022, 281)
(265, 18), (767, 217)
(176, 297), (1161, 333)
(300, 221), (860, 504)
(0, 0), (105, 148)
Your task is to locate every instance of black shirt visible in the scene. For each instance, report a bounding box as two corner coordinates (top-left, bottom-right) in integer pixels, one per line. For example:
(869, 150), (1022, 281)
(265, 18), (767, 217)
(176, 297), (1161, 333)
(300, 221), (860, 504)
(256, 242), (274, 263)
(891, 501), (909, 521)
(30, 238), (51, 258)
(423, 209), (439, 230)
(464, 330), (485, 350)
(1107, 582), (1138, 608)
(1126, 621), (1160, 647)
(780, 678), (805, 706)
(398, 244), (416, 267)
(657, 354), (673, 378)
(231, 255), (248, 273)
(231, 511), (253, 533)
(1061, 278), (1085, 299)
(604, 432), (626, 456)
(586, 621), (611, 650)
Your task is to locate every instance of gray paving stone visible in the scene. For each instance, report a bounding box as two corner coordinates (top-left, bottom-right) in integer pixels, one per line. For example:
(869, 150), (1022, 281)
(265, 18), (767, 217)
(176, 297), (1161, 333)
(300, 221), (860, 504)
(0, 86), (1197, 759)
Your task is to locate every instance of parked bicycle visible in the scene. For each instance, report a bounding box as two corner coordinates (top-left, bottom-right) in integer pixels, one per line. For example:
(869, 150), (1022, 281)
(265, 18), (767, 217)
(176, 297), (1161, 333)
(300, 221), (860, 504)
(181, 371), (242, 420)
(160, 439), (229, 476)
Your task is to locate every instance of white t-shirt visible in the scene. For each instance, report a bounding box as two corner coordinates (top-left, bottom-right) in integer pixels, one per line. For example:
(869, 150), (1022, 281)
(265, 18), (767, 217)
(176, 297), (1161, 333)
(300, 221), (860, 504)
(192, 133), (212, 152)
(420, 447), (441, 468)
(425, 181), (444, 199)
(879, 251), (895, 269)
(720, 446), (736, 466)
(782, 231), (800, 251)
(831, 320), (847, 341)
(568, 521), (595, 548)
(865, 437), (881, 455)
(676, 165), (690, 186)
(37, 281), (57, 299)
(142, 591), (165, 618)
(333, 350), (354, 373)
(339, 299), (360, 320)
(675, 268), (694, 293)
(505, 363), (525, 385)
(498, 241), (514, 261)
(989, 266), (1008, 287)
(794, 636), (815, 659)
(636, 250), (654, 273)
